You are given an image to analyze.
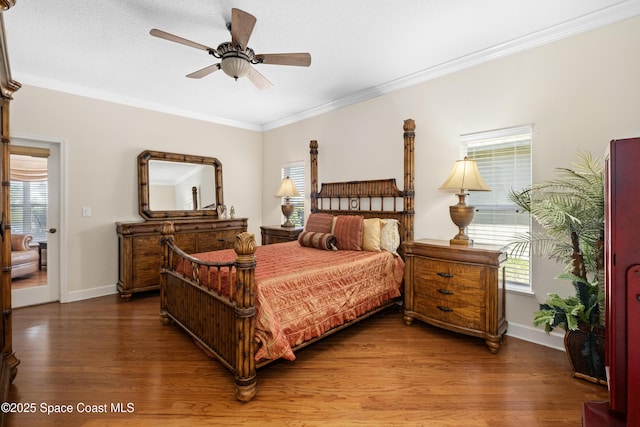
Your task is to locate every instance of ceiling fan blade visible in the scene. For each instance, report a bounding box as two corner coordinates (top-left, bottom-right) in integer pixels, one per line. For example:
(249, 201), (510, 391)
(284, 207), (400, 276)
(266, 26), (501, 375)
(256, 53), (311, 67)
(186, 63), (221, 79)
(230, 8), (257, 49)
(247, 66), (273, 90)
(150, 28), (215, 52)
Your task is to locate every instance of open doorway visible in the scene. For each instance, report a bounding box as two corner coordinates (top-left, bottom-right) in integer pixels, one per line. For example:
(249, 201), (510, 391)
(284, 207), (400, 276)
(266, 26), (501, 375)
(9, 150), (47, 290)
(10, 136), (62, 307)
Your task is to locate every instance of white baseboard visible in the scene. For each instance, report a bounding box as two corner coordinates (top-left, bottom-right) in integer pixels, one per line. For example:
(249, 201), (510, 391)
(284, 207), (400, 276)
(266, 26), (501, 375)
(62, 283), (118, 303)
(506, 321), (565, 351)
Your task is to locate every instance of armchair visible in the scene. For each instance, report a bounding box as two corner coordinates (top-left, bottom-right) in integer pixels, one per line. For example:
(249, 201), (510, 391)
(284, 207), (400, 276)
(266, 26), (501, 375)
(10, 233), (39, 279)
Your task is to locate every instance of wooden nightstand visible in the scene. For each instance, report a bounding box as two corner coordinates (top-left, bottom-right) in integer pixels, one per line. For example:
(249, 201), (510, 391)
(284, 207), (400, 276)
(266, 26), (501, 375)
(403, 239), (507, 353)
(260, 225), (303, 245)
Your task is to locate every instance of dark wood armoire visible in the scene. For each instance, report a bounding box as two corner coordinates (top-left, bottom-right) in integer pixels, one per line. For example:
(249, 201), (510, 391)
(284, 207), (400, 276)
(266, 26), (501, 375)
(0, 4), (21, 427)
(583, 137), (640, 426)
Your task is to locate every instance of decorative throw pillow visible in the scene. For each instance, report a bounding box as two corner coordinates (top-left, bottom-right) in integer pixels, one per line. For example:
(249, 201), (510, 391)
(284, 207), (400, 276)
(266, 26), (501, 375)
(304, 213), (334, 233)
(332, 215), (364, 251)
(298, 231), (337, 251)
(380, 218), (401, 255)
(362, 218), (382, 252)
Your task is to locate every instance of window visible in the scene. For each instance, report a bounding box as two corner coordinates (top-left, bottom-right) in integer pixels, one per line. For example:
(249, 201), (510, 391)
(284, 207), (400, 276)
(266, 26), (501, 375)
(10, 153), (49, 243)
(461, 126), (532, 291)
(281, 163), (305, 227)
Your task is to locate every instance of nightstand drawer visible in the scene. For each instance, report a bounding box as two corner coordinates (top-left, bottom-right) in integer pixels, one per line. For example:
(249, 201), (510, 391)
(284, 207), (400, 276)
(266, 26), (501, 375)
(414, 297), (483, 330)
(413, 258), (486, 290)
(260, 225), (303, 245)
(414, 281), (485, 307)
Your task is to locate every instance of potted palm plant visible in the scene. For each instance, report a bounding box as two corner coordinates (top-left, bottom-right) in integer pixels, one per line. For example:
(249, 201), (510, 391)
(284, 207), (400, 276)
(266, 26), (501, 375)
(509, 151), (606, 384)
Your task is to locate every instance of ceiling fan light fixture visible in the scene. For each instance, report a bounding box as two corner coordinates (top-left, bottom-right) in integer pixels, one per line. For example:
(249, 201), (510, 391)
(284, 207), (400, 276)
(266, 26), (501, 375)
(220, 55), (251, 80)
(151, 8), (310, 88)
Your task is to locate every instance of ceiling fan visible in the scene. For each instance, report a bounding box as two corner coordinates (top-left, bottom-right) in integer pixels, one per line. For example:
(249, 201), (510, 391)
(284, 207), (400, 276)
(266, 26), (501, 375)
(150, 8), (311, 89)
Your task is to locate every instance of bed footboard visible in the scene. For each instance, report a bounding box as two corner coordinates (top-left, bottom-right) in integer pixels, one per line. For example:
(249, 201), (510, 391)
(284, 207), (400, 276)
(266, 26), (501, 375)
(159, 222), (258, 402)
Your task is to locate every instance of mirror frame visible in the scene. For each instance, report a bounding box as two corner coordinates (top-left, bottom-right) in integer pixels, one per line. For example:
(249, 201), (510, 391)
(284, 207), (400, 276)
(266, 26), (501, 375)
(138, 150), (224, 220)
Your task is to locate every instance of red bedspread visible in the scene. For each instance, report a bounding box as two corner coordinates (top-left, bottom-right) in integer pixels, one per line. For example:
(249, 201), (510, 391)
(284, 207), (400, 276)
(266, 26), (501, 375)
(188, 241), (404, 362)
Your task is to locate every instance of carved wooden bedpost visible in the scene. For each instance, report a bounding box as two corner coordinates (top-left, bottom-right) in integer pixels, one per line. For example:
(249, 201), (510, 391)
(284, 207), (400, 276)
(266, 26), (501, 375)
(233, 232), (258, 402)
(159, 221), (175, 325)
(309, 140), (319, 213)
(403, 119), (415, 243)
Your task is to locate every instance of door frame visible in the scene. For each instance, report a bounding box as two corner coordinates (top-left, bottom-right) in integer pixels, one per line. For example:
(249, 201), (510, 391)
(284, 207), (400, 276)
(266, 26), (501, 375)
(11, 133), (66, 306)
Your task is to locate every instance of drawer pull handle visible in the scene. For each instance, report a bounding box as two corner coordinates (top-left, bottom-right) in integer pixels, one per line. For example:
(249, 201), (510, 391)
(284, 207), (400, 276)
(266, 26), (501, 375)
(217, 238), (226, 242)
(437, 305), (453, 313)
(437, 289), (453, 295)
(437, 272), (453, 278)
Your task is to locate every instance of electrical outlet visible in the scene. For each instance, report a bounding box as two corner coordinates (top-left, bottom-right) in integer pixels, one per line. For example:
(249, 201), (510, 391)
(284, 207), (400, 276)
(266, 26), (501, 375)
(82, 207), (91, 217)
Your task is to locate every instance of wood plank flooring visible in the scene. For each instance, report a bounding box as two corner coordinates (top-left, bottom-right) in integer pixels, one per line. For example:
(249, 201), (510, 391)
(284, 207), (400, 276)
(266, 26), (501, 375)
(6, 293), (607, 426)
(10, 269), (47, 290)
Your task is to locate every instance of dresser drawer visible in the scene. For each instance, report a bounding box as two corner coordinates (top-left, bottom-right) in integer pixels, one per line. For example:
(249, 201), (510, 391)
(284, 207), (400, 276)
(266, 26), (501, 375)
(414, 258), (486, 290)
(198, 229), (239, 251)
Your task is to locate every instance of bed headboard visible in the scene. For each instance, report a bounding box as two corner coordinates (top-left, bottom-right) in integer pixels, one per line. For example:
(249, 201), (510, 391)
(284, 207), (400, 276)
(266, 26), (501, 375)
(309, 118), (415, 248)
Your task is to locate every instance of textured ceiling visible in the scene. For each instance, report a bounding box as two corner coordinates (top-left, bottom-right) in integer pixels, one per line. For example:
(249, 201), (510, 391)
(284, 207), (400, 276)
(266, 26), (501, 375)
(4, 1), (640, 130)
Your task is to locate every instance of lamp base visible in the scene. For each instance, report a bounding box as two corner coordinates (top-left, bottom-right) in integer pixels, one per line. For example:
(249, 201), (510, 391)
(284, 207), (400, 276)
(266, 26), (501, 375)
(281, 203), (295, 228)
(448, 199), (475, 247)
(450, 236), (473, 246)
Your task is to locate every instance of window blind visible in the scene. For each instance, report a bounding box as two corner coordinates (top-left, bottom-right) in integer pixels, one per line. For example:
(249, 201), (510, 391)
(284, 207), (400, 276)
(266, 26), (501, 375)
(10, 180), (48, 243)
(282, 163), (305, 227)
(10, 153), (49, 243)
(463, 126), (532, 290)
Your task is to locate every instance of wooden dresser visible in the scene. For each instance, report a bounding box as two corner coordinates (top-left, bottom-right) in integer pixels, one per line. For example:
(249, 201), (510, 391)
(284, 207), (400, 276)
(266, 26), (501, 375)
(260, 225), (303, 245)
(403, 239), (507, 353)
(116, 218), (247, 299)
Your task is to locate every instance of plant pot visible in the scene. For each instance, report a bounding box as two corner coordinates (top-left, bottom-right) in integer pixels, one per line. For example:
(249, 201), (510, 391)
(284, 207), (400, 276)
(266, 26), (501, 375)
(564, 325), (607, 385)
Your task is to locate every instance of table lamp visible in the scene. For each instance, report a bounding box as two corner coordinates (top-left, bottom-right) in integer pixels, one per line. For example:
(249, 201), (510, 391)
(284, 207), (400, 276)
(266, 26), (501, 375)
(439, 157), (490, 246)
(275, 176), (300, 227)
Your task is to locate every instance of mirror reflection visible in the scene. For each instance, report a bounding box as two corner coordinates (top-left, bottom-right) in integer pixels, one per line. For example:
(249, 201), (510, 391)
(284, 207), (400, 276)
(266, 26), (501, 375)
(149, 160), (216, 211)
(137, 150), (224, 220)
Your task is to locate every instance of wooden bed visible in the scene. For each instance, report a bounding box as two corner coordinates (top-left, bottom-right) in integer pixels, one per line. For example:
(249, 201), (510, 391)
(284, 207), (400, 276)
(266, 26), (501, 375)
(159, 119), (415, 402)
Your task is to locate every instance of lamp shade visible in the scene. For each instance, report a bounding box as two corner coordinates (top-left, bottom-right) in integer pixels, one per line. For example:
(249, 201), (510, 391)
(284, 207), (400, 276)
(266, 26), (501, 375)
(220, 56), (251, 79)
(275, 177), (300, 198)
(439, 157), (490, 192)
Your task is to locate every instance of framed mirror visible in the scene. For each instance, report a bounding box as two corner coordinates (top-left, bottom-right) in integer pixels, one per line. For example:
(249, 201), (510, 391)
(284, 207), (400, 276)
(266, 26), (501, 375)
(138, 150), (224, 220)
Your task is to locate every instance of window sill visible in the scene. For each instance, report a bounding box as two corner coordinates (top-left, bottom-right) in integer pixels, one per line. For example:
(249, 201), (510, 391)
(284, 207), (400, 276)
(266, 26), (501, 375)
(506, 284), (535, 296)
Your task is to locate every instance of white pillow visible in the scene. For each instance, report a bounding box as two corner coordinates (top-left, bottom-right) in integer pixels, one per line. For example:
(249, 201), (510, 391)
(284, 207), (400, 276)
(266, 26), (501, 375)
(380, 218), (401, 255)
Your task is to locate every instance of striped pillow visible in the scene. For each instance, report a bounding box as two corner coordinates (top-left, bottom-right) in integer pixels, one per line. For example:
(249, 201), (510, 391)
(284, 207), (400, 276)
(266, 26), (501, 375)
(304, 213), (334, 233)
(332, 215), (364, 251)
(298, 231), (337, 251)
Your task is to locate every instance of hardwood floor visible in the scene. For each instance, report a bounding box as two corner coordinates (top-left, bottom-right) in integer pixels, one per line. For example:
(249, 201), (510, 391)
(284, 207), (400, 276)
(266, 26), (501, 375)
(10, 269), (47, 290)
(6, 293), (607, 426)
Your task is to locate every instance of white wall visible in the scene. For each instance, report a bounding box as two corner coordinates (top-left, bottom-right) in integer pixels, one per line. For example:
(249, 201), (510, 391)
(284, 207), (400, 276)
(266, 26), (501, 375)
(262, 16), (640, 348)
(11, 86), (263, 301)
